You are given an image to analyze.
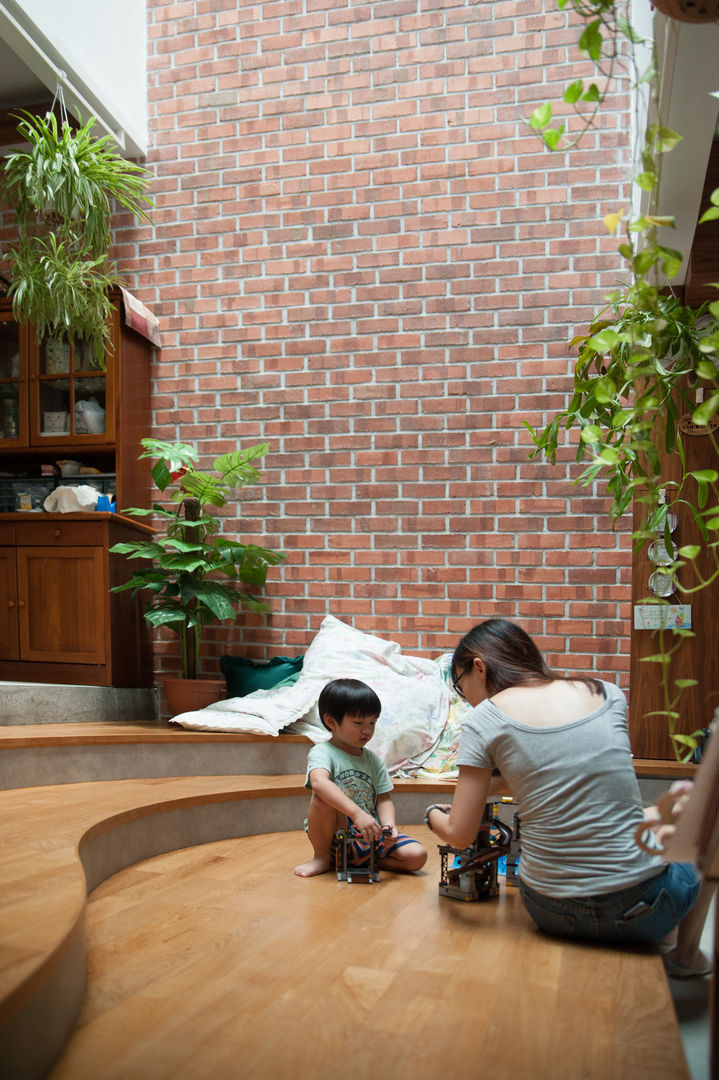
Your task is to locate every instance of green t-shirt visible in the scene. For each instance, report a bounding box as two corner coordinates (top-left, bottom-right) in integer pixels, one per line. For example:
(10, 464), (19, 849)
(305, 741), (393, 823)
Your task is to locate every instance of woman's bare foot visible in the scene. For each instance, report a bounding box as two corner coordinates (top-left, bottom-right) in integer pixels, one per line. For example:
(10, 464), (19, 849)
(664, 947), (713, 978)
(294, 855), (331, 877)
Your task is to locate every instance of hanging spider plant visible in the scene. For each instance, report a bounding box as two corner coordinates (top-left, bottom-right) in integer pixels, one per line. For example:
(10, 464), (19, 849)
(5, 233), (117, 359)
(0, 109), (153, 359)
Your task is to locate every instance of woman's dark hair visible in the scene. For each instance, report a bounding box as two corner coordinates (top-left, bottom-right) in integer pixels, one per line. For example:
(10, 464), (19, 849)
(451, 619), (602, 696)
(318, 678), (382, 730)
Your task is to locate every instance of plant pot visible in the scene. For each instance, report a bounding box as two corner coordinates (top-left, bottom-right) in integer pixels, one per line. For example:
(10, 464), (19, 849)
(652, 0), (719, 21)
(162, 676), (227, 717)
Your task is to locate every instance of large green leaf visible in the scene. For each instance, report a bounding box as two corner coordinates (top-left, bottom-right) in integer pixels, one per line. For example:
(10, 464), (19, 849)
(192, 586), (237, 621)
(179, 471), (227, 506)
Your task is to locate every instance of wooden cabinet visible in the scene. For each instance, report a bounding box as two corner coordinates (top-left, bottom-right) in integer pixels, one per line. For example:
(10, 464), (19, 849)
(0, 293), (156, 687)
(0, 515), (154, 687)
(0, 293), (152, 510)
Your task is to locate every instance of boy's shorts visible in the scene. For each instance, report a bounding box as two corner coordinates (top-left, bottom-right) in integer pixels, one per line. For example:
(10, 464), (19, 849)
(304, 818), (416, 867)
(333, 831), (417, 867)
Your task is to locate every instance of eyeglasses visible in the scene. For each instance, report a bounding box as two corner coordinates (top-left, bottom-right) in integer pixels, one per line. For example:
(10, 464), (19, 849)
(452, 663), (472, 700)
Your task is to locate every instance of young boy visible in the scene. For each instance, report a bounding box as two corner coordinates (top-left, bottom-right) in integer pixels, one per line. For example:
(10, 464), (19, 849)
(293, 678), (428, 878)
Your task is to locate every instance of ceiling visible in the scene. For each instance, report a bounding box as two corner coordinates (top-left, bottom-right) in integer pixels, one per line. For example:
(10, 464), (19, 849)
(0, 38), (44, 108)
(0, 1), (146, 156)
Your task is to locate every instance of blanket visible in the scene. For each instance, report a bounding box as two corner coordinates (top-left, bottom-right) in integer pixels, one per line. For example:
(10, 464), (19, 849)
(170, 614), (471, 777)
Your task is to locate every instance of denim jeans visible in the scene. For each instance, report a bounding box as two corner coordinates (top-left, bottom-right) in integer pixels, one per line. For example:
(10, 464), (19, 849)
(519, 863), (700, 944)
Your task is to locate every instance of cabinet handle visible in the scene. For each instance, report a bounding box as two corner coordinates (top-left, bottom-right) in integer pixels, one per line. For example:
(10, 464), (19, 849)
(17, 600), (24, 608)
(8, 600), (14, 608)
(54, 529), (61, 537)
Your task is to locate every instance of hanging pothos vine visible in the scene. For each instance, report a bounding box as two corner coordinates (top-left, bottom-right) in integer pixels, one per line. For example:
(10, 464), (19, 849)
(524, 0), (719, 759)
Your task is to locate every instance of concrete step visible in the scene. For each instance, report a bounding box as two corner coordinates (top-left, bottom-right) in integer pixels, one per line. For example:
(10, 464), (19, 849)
(0, 681), (158, 725)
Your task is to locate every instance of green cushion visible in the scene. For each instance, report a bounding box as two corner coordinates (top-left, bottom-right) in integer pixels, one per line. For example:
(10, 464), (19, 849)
(220, 654), (304, 698)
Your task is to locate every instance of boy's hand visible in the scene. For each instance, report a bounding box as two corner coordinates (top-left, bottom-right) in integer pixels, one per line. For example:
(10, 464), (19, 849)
(352, 810), (382, 841)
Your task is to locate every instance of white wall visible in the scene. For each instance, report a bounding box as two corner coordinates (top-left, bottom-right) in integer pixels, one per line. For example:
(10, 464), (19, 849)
(652, 16), (719, 282)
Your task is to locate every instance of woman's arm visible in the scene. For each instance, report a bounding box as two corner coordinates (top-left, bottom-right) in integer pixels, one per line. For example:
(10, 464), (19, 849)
(427, 765), (493, 848)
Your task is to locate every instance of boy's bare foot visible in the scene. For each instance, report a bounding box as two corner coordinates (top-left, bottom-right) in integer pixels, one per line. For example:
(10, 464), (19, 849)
(294, 856), (331, 877)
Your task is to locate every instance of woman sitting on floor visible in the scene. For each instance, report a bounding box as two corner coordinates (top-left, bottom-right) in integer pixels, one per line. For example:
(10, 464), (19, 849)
(425, 618), (713, 977)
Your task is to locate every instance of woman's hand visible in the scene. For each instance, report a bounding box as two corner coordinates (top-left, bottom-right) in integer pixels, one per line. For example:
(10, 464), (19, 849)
(635, 780), (695, 854)
(427, 766), (493, 848)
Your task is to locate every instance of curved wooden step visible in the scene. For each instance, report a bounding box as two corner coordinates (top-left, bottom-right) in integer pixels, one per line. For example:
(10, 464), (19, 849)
(0, 724), (312, 789)
(0, 772), (453, 1080)
(0, 723), (696, 792)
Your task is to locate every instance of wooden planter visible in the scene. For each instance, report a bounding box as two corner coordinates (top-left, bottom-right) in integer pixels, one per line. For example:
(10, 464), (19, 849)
(653, 0), (719, 21)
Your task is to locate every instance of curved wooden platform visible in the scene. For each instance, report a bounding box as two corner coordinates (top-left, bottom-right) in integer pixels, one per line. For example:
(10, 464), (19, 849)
(0, 723), (695, 1079)
(50, 829), (689, 1080)
(0, 770), (453, 1080)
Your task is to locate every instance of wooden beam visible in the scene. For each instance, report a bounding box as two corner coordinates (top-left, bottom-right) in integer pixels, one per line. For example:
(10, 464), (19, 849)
(684, 135), (719, 307)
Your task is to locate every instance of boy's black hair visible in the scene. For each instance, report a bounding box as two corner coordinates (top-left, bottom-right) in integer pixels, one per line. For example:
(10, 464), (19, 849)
(317, 678), (381, 730)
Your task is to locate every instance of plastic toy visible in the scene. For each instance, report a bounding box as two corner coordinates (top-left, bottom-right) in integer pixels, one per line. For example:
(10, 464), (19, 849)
(335, 823), (393, 883)
(505, 809), (521, 887)
(438, 802), (513, 901)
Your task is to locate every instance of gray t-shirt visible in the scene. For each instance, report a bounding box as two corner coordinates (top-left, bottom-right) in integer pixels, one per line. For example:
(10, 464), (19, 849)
(455, 680), (664, 897)
(305, 741), (393, 823)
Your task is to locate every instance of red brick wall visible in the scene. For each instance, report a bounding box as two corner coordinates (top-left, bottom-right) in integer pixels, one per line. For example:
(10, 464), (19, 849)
(115, 0), (634, 680)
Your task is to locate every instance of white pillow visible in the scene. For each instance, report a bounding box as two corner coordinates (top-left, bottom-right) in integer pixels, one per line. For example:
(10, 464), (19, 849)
(171, 614), (450, 775)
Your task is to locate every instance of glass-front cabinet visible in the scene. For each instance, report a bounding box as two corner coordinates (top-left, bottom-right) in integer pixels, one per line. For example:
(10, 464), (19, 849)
(0, 310), (28, 447)
(32, 335), (115, 444)
(0, 291), (152, 517)
(0, 292), (155, 688)
(0, 313), (117, 449)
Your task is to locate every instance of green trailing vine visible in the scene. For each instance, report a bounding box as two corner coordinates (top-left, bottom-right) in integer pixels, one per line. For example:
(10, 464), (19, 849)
(528, 0), (647, 150)
(525, 1), (719, 759)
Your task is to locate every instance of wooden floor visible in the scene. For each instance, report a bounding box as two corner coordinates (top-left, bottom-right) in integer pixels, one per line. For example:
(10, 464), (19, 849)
(49, 827), (688, 1080)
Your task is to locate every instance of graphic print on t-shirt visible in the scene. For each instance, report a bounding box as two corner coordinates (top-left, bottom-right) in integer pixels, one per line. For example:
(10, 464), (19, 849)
(336, 768), (377, 818)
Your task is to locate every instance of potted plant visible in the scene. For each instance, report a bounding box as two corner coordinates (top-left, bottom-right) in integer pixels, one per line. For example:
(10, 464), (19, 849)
(652, 0), (719, 20)
(110, 438), (285, 714)
(0, 107), (153, 361)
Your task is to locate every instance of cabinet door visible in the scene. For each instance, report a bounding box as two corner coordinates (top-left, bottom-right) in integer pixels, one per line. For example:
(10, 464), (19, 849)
(0, 312), (29, 448)
(0, 548), (19, 660)
(16, 546), (107, 664)
(29, 332), (116, 446)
